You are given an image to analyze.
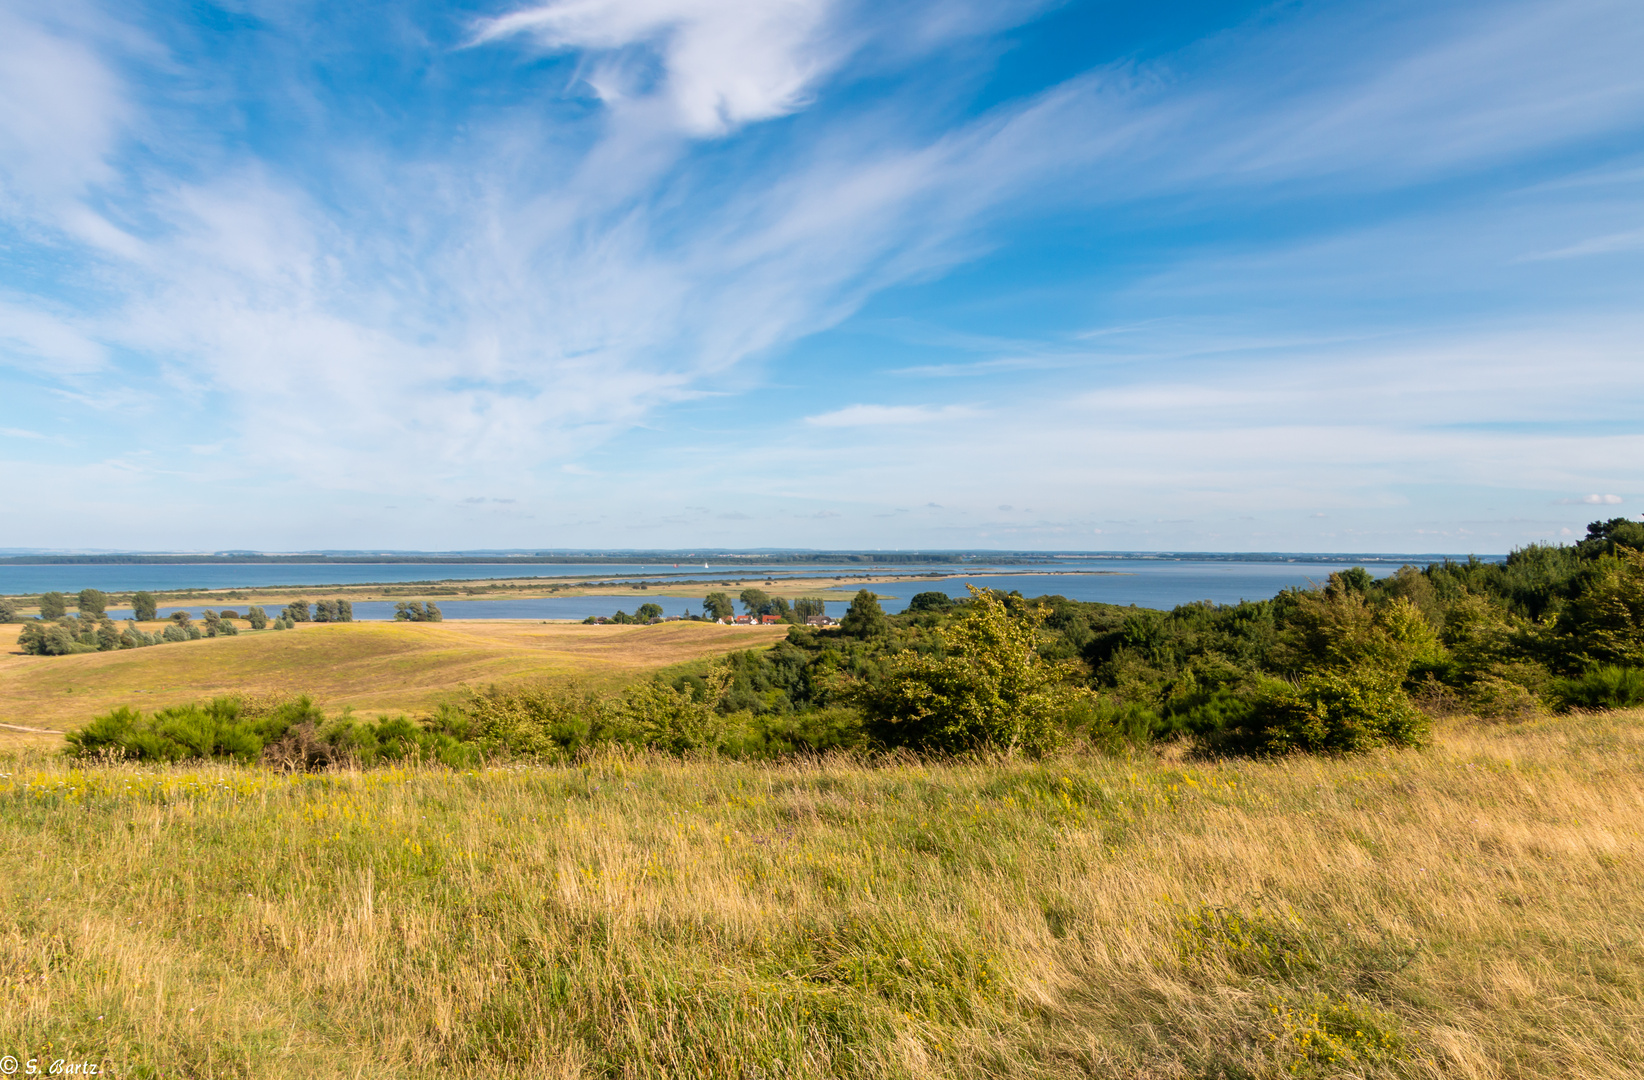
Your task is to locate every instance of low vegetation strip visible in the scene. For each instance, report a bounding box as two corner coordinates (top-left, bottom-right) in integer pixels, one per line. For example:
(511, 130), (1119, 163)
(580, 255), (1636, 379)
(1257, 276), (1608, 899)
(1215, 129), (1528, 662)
(2, 712), (1641, 1078)
(0, 621), (787, 737)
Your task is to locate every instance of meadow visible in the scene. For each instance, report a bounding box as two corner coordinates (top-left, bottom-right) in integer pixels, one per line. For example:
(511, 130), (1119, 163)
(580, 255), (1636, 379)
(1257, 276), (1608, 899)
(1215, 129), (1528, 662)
(0, 621), (786, 748)
(2, 710), (1640, 1078)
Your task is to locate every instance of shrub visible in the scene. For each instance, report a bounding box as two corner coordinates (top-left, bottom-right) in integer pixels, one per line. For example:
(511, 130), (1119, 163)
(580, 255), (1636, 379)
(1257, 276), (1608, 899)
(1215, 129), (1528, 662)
(65, 695), (475, 769)
(1234, 668), (1428, 755)
(1550, 665), (1644, 710)
(854, 586), (1092, 754)
(246, 605), (268, 630)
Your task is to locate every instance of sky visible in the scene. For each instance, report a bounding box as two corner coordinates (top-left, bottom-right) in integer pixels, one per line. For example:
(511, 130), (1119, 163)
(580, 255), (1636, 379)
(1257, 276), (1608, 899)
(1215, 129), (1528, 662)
(1, 0), (1642, 554)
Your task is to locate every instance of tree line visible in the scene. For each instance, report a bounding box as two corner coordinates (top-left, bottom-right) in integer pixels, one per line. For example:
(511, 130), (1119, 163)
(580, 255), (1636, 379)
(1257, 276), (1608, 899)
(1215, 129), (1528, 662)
(8, 592), (362, 655)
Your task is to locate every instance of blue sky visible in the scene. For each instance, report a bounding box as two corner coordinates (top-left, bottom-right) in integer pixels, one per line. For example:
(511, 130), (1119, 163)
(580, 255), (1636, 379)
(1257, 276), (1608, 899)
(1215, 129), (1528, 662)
(1, 0), (1641, 553)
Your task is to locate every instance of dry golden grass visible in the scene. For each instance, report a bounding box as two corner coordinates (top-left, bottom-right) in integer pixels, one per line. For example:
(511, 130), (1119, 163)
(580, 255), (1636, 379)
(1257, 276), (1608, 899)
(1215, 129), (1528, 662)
(1, 710), (1640, 1078)
(0, 621), (785, 744)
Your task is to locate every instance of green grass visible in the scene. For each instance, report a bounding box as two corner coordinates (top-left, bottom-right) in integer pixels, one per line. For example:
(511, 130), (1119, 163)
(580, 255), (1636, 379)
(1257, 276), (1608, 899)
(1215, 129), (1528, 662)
(1, 711), (1642, 1078)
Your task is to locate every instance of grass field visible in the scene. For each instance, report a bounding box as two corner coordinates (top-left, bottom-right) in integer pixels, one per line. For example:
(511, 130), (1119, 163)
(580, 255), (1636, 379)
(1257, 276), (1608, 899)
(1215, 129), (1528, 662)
(0, 621), (786, 746)
(1, 711), (1639, 1078)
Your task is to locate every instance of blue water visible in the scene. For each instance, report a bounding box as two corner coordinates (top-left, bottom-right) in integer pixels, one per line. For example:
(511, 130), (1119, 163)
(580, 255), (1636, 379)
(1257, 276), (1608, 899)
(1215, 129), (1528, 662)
(0, 561), (986, 595)
(94, 560), (1394, 621)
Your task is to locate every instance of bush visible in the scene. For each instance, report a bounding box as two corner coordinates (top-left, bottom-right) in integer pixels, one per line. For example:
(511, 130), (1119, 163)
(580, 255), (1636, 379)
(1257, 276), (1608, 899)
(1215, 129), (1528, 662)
(1551, 665), (1644, 711)
(1234, 668), (1429, 755)
(65, 695), (476, 769)
(246, 605), (268, 630)
(854, 587), (1092, 754)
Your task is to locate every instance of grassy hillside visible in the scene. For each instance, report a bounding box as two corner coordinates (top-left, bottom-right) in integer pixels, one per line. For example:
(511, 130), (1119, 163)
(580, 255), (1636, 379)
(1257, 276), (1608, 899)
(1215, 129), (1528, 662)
(0, 621), (785, 745)
(2, 711), (1640, 1078)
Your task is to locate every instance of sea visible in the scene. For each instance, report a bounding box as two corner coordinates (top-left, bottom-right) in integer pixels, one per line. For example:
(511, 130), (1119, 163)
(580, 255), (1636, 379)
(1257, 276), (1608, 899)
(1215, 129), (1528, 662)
(4, 557), (1430, 620)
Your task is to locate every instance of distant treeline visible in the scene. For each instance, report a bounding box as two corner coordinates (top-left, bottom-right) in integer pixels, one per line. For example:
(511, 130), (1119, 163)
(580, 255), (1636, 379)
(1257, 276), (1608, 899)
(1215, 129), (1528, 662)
(0, 552), (976, 566)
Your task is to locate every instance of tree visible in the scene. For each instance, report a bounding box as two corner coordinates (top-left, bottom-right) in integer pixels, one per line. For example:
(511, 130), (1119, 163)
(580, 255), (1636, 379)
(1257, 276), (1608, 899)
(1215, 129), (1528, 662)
(19, 621), (86, 656)
(636, 602), (664, 621)
(703, 592), (734, 620)
(132, 591), (158, 621)
(1577, 517), (1644, 559)
(314, 599), (338, 623)
(170, 611), (193, 627)
(0, 598), (17, 623)
(284, 600), (311, 623)
(77, 588), (107, 615)
(336, 599), (353, 622)
(39, 592), (66, 619)
(739, 587), (771, 616)
(793, 597), (827, 620)
(201, 610), (223, 637)
(839, 590), (888, 638)
(853, 586), (1090, 753)
(246, 605), (268, 630)
(394, 600), (443, 622)
(1558, 549), (1644, 668)
(907, 591), (954, 614)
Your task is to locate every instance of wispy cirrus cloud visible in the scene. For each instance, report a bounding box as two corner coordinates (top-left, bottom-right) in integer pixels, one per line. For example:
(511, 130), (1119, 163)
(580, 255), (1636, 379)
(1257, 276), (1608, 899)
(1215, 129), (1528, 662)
(804, 403), (979, 427)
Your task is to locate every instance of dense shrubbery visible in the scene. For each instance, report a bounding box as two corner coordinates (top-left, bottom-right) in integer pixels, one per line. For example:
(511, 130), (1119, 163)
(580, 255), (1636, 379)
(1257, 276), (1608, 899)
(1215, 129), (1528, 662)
(67, 695), (475, 768)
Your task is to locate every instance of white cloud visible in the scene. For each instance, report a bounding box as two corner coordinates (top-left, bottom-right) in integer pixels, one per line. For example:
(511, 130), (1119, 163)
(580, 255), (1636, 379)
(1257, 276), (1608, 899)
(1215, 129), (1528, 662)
(804, 403), (978, 427)
(0, 301), (108, 373)
(1583, 493), (1623, 504)
(473, 0), (841, 135)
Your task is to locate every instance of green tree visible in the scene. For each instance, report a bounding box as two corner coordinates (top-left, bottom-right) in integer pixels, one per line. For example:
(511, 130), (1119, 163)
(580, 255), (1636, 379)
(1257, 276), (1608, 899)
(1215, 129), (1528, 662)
(853, 587), (1089, 753)
(907, 591), (954, 614)
(703, 592), (734, 620)
(132, 591), (158, 621)
(793, 597), (827, 619)
(314, 599), (338, 623)
(201, 610), (223, 637)
(839, 590), (888, 638)
(77, 588), (107, 615)
(39, 592), (66, 619)
(739, 587), (771, 616)
(246, 605), (268, 630)
(170, 611), (193, 627)
(1558, 549), (1644, 668)
(336, 599), (353, 622)
(19, 621), (87, 655)
(636, 602), (664, 621)
(0, 598), (17, 623)
(284, 600), (311, 623)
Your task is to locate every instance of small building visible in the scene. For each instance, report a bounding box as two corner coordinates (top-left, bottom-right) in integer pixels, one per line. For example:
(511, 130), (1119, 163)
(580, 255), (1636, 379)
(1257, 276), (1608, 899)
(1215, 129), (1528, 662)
(805, 615), (838, 627)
